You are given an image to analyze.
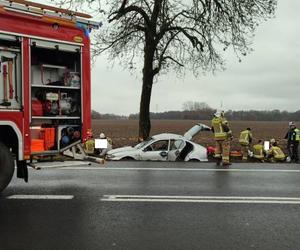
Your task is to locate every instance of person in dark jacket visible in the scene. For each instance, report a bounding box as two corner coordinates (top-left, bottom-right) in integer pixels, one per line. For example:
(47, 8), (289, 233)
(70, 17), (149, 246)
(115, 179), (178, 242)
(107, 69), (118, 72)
(284, 122), (300, 163)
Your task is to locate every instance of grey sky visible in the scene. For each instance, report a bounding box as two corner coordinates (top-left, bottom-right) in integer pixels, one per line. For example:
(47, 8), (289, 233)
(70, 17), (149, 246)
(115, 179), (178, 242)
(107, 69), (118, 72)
(90, 0), (300, 115)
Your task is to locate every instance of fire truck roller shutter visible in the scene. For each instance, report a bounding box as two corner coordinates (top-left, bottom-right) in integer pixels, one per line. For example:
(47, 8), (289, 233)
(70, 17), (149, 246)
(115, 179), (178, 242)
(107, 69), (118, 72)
(0, 33), (18, 42)
(0, 142), (14, 193)
(30, 39), (81, 52)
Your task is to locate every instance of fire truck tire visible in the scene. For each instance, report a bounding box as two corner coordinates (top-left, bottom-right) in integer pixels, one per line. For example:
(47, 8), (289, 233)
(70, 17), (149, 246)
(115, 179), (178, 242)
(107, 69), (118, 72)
(0, 142), (15, 193)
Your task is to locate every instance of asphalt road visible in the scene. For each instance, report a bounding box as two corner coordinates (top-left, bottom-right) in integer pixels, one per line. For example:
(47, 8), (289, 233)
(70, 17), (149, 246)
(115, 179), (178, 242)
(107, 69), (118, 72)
(1, 161), (300, 250)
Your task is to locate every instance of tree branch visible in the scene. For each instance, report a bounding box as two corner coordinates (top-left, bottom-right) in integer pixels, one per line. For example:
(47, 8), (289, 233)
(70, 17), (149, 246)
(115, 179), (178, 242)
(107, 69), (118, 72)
(160, 26), (204, 51)
(108, 4), (151, 28)
(153, 31), (179, 75)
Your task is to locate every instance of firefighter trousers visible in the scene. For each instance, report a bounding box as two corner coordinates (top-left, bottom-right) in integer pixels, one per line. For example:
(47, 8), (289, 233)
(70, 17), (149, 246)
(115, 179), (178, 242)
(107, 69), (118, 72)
(240, 144), (249, 160)
(214, 139), (230, 163)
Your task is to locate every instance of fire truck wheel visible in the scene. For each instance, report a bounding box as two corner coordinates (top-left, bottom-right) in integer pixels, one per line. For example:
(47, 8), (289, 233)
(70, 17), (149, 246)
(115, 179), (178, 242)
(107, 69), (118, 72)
(0, 142), (15, 193)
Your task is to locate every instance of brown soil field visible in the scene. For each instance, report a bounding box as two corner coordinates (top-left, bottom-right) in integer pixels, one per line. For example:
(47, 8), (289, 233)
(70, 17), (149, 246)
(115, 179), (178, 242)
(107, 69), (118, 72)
(92, 119), (290, 151)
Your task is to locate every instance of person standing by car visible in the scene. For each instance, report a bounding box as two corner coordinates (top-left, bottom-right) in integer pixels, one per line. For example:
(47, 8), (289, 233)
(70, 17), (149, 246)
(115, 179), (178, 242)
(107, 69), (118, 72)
(211, 110), (233, 166)
(239, 128), (253, 161)
(284, 122), (299, 163)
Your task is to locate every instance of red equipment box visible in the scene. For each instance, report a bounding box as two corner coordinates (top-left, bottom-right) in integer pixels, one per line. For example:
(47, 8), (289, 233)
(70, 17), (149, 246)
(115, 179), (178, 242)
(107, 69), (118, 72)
(31, 98), (43, 116)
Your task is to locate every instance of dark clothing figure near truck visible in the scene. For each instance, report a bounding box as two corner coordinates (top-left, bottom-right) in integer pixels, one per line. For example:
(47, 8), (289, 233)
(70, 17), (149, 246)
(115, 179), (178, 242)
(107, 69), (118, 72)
(284, 122), (300, 163)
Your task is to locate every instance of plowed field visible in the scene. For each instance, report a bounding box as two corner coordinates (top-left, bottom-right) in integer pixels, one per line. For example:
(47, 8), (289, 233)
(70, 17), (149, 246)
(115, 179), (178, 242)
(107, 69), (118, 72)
(92, 119), (289, 151)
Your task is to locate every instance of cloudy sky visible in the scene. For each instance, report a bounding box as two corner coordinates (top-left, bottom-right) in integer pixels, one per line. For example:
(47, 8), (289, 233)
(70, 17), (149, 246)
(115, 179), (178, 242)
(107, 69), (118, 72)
(89, 0), (300, 115)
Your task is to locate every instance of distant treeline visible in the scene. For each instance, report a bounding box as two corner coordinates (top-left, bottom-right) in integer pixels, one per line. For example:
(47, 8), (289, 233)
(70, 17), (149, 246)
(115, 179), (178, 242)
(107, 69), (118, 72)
(92, 109), (300, 121)
(129, 109), (300, 121)
(92, 110), (127, 120)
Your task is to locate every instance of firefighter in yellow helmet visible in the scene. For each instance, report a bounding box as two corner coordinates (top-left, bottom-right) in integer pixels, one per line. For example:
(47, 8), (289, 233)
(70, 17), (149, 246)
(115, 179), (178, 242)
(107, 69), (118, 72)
(211, 110), (233, 166)
(239, 127), (253, 161)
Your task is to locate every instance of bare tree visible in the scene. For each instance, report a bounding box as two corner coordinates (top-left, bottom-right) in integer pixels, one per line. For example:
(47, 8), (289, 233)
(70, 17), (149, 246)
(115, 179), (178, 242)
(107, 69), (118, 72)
(55, 0), (277, 140)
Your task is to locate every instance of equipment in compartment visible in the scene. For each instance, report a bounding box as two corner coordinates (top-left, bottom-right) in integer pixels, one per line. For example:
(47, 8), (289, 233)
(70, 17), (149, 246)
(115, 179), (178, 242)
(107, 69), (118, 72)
(30, 126), (56, 152)
(60, 92), (78, 115)
(31, 64), (67, 86)
(32, 90), (79, 116)
(64, 71), (80, 87)
(31, 98), (43, 116)
(44, 92), (59, 115)
(41, 128), (56, 150)
(31, 64), (81, 87)
(0, 47), (21, 109)
(0, 49), (21, 108)
(1, 64), (10, 106)
(59, 126), (81, 148)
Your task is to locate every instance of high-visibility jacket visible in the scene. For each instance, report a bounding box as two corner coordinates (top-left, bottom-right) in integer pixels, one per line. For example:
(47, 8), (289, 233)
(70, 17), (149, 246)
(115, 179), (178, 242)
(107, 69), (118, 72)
(293, 128), (300, 141)
(285, 128), (300, 142)
(211, 117), (231, 141)
(253, 144), (264, 159)
(239, 130), (252, 146)
(84, 139), (95, 154)
(268, 146), (285, 160)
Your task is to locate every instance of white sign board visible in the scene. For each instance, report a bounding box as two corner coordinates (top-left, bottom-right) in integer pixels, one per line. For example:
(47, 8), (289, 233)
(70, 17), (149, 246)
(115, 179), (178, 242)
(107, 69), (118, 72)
(95, 139), (108, 149)
(264, 141), (270, 151)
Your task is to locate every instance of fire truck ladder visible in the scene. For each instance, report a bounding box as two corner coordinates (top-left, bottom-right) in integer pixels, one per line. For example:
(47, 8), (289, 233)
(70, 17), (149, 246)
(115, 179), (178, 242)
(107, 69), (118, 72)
(0, 0), (101, 28)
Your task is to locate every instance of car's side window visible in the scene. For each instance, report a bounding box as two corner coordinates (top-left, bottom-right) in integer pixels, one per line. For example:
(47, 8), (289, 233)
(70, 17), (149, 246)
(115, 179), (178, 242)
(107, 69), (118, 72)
(144, 145), (153, 151)
(149, 140), (169, 151)
(170, 140), (185, 150)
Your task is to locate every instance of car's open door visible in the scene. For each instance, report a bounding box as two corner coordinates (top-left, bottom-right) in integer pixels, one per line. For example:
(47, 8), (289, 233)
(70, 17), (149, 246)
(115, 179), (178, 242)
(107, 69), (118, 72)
(167, 139), (186, 161)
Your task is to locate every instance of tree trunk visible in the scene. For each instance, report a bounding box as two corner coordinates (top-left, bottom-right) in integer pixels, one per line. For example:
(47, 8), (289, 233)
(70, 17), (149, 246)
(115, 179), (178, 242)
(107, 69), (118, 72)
(139, 42), (155, 140)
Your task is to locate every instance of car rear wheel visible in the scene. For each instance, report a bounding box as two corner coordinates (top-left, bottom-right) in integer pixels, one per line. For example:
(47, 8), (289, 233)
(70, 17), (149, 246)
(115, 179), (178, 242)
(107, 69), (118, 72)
(0, 142), (15, 193)
(120, 157), (135, 161)
(188, 159), (200, 162)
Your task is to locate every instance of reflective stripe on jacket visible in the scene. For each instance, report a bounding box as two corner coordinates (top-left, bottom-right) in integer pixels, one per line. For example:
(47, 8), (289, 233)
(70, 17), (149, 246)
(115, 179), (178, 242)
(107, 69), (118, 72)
(286, 128), (300, 142)
(253, 144), (264, 159)
(295, 128), (300, 141)
(211, 117), (227, 140)
(239, 130), (252, 146)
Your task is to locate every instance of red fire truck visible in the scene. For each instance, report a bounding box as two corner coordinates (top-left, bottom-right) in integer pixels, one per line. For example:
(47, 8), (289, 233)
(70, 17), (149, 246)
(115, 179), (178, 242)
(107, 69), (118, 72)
(0, 0), (99, 192)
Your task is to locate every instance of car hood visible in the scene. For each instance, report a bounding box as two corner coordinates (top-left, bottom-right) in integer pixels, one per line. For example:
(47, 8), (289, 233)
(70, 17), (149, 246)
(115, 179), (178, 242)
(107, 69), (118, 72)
(107, 146), (136, 154)
(183, 123), (211, 140)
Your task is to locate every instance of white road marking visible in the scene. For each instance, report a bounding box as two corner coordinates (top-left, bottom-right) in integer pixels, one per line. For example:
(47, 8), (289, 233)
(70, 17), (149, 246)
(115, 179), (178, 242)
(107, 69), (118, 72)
(101, 195), (300, 204)
(7, 195), (74, 200)
(34, 161), (90, 169)
(62, 166), (300, 173)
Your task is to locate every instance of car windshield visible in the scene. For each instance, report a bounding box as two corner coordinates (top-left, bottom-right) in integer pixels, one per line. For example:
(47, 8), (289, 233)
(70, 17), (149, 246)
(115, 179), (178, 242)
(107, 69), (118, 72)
(134, 138), (154, 149)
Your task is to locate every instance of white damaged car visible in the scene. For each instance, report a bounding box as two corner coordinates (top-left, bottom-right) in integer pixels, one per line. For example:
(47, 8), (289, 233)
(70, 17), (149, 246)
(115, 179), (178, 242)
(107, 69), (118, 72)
(106, 123), (211, 162)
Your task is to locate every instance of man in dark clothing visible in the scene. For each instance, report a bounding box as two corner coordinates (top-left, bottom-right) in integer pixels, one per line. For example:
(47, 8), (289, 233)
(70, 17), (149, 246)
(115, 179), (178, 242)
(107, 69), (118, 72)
(285, 122), (300, 163)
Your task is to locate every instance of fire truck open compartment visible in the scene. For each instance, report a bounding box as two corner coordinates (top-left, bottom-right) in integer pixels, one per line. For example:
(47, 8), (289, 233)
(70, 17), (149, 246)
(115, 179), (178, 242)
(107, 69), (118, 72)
(0, 35), (22, 110)
(30, 41), (82, 153)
